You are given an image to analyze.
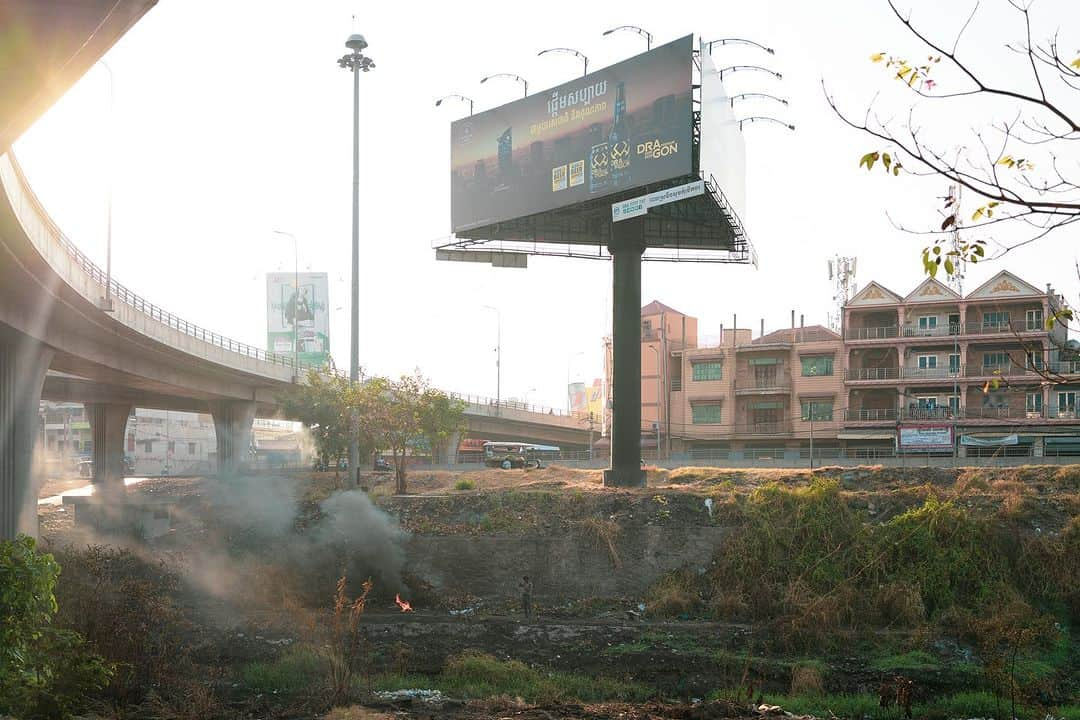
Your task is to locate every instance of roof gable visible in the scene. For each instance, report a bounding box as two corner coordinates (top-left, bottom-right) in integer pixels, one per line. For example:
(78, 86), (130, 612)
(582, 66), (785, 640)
(847, 281), (903, 307)
(966, 270), (1043, 300)
(905, 277), (960, 303)
(641, 300), (686, 317)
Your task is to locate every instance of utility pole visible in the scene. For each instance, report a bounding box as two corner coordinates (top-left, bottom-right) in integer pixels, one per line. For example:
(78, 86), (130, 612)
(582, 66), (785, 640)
(338, 33), (375, 486)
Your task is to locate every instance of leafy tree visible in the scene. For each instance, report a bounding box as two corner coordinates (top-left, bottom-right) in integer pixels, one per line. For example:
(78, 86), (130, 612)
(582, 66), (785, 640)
(280, 371), (371, 474)
(829, 0), (1078, 326)
(355, 372), (465, 494)
(420, 388), (467, 465)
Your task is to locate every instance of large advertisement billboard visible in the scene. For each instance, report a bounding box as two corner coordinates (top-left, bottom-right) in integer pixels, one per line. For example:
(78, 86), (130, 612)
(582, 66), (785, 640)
(266, 272), (330, 368)
(450, 35), (693, 234)
(699, 40), (747, 223)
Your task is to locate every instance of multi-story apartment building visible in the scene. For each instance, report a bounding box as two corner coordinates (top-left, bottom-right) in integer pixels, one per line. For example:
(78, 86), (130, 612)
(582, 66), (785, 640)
(631, 269), (1080, 460)
(843, 270), (1080, 457)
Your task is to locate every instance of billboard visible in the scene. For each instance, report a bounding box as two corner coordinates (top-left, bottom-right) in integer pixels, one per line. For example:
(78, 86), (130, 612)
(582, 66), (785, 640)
(897, 424), (954, 450)
(450, 35), (693, 234)
(266, 272), (330, 368)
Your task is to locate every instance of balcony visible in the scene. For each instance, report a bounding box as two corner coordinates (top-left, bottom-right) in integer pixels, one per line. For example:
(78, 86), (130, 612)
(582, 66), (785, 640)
(898, 407), (958, 421)
(902, 366), (962, 380)
(1048, 361), (1080, 376)
(846, 367), (900, 381)
(845, 326), (899, 341)
(964, 321), (1044, 337)
(845, 408), (897, 422)
(735, 421), (793, 435)
(901, 324), (961, 338)
(964, 363), (1040, 379)
(734, 370), (792, 395)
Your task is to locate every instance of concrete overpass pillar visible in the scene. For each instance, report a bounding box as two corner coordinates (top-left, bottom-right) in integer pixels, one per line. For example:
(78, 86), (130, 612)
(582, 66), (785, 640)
(0, 327), (53, 540)
(209, 400), (255, 476)
(85, 403), (132, 488)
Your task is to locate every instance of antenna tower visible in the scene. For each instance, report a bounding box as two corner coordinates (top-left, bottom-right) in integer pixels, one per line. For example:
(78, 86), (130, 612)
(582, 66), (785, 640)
(827, 255), (857, 331)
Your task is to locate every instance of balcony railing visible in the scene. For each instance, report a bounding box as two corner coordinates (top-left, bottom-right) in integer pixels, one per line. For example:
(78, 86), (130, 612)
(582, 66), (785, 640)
(845, 326), (899, 340)
(734, 370), (792, 393)
(735, 421), (793, 435)
(845, 408), (897, 421)
(899, 407), (958, 421)
(902, 366), (962, 380)
(1048, 361), (1080, 375)
(846, 367), (900, 381)
(846, 322), (1046, 341)
(964, 363), (1040, 379)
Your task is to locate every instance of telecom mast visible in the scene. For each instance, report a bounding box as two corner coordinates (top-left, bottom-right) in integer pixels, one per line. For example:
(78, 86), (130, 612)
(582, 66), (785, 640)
(827, 256), (857, 332)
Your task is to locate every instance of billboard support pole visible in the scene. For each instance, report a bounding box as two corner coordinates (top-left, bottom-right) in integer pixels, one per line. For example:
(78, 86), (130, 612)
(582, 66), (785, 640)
(604, 216), (646, 488)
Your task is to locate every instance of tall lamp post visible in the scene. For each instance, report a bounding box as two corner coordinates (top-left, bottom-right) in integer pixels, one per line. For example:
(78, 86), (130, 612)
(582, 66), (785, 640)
(482, 305), (501, 411)
(338, 34), (375, 486)
(271, 230), (299, 380)
(97, 60), (115, 312)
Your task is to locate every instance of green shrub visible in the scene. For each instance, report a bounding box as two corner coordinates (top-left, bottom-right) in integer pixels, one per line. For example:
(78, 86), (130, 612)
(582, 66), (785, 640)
(0, 536), (112, 719)
(454, 479), (476, 491)
(242, 646), (328, 695)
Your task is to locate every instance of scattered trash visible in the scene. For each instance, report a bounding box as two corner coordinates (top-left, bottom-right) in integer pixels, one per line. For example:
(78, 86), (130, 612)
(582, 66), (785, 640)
(265, 638), (293, 646)
(375, 689), (445, 704)
(449, 606), (476, 616)
(704, 497), (714, 517)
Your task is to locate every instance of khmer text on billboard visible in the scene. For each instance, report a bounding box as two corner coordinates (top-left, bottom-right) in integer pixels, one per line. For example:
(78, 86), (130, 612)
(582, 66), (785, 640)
(266, 272), (330, 368)
(450, 35), (693, 234)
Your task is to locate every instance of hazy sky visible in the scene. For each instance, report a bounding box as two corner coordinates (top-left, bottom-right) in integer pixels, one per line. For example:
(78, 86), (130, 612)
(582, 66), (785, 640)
(14, 0), (1078, 410)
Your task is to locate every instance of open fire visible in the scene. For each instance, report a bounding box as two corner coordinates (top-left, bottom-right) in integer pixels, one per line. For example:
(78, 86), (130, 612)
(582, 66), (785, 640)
(394, 593), (413, 612)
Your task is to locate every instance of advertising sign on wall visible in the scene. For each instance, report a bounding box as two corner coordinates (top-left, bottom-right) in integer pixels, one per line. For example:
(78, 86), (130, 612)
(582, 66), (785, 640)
(450, 35), (693, 234)
(897, 424), (954, 449)
(266, 272), (330, 368)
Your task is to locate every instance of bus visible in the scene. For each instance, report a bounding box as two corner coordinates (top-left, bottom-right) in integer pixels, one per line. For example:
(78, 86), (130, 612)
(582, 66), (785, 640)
(483, 441), (560, 469)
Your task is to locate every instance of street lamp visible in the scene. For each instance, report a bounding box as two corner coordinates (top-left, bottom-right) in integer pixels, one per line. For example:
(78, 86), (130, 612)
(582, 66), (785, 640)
(435, 94), (474, 115)
(602, 25), (653, 50)
(272, 230), (300, 380)
(480, 73), (528, 98)
(338, 33), (375, 486)
(482, 305), (501, 409)
(717, 65), (783, 81)
(537, 48), (589, 77)
(703, 38), (775, 55)
(97, 60), (115, 312)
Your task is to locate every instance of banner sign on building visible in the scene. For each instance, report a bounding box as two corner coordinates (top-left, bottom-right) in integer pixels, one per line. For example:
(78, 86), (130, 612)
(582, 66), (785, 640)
(450, 35), (693, 234)
(897, 424), (954, 449)
(266, 272), (330, 368)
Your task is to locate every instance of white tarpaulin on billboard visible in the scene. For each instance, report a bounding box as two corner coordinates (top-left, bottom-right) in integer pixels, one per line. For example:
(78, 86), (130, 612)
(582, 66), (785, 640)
(699, 41), (748, 224)
(266, 272), (330, 367)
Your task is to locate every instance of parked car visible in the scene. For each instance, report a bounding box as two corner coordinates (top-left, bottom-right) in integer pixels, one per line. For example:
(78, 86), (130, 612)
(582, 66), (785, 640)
(373, 457), (392, 472)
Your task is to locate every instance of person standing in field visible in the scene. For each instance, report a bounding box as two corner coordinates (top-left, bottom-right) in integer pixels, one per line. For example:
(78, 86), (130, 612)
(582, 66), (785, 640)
(519, 575), (533, 620)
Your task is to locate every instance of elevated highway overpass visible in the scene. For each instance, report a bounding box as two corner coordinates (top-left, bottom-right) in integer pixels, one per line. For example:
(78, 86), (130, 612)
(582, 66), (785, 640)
(0, 1), (589, 540)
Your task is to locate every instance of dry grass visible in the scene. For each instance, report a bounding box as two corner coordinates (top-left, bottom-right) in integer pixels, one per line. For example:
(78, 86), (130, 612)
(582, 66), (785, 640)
(324, 706), (394, 720)
(790, 664), (825, 696)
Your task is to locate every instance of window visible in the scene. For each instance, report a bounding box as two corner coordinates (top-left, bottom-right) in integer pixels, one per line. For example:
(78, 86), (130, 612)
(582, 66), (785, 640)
(983, 311), (1010, 329)
(948, 354), (961, 373)
(1026, 309), (1044, 330)
(1027, 351), (1045, 370)
(691, 361), (722, 381)
(800, 356), (834, 376)
(641, 319), (652, 335)
(142, 440), (153, 453)
(918, 397), (937, 410)
(800, 400), (833, 421)
(918, 316), (938, 331)
(1026, 393), (1043, 413)
(691, 403), (722, 424)
(948, 314), (961, 335)
(983, 352), (1010, 370)
(948, 396), (961, 415)
(188, 442), (196, 455)
(167, 440), (175, 454)
(918, 355), (938, 369)
(1059, 392), (1077, 413)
